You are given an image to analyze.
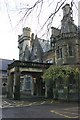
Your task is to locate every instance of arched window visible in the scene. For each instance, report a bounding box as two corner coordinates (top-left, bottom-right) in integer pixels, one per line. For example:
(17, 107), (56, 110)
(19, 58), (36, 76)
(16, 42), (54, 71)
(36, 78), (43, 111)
(60, 48), (63, 58)
(68, 45), (73, 56)
(56, 46), (59, 58)
(56, 46), (63, 58)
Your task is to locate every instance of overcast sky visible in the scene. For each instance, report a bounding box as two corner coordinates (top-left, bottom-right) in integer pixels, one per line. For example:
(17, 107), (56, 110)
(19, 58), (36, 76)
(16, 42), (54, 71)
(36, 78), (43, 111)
(0, 0), (78, 60)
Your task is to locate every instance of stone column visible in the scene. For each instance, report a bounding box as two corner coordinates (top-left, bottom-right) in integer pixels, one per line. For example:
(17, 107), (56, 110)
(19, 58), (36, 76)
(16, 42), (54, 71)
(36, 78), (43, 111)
(37, 77), (42, 96)
(32, 77), (36, 95)
(13, 67), (20, 100)
(7, 70), (13, 98)
(31, 78), (34, 96)
(45, 84), (47, 98)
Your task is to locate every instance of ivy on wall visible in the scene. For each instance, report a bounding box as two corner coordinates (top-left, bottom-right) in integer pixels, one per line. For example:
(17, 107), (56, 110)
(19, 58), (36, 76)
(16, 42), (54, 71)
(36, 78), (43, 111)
(43, 65), (80, 100)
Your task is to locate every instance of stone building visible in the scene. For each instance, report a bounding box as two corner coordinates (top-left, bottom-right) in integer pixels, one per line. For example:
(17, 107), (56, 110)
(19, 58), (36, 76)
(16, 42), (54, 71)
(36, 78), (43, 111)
(18, 3), (79, 66)
(0, 59), (13, 94)
(50, 4), (79, 65)
(17, 3), (79, 96)
(7, 3), (79, 100)
(47, 4), (80, 100)
(18, 28), (50, 63)
(18, 27), (50, 95)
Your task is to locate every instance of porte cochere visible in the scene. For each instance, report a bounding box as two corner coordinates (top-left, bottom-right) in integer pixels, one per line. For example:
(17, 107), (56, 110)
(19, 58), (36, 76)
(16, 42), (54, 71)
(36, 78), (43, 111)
(7, 60), (52, 100)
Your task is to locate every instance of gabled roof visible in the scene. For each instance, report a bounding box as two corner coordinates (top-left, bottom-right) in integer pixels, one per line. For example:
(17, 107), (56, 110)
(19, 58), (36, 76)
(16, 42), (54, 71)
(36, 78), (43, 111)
(38, 38), (50, 52)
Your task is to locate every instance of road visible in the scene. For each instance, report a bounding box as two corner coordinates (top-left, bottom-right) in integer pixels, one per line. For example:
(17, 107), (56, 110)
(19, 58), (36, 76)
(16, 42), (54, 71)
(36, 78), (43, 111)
(1, 98), (79, 119)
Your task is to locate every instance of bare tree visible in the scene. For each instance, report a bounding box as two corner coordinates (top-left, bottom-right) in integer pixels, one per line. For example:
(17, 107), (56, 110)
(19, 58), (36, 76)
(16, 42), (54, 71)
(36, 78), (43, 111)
(3, 0), (78, 38)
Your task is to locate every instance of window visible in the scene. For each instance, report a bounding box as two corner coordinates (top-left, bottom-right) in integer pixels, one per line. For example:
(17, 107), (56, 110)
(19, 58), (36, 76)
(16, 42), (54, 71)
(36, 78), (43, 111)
(68, 45), (73, 56)
(60, 48), (63, 58)
(26, 80), (31, 90)
(56, 46), (63, 58)
(22, 76), (32, 90)
(56, 46), (59, 58)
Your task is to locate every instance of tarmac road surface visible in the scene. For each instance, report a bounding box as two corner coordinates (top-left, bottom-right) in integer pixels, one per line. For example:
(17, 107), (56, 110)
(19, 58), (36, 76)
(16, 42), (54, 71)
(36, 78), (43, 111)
(2, 99), (79, 118)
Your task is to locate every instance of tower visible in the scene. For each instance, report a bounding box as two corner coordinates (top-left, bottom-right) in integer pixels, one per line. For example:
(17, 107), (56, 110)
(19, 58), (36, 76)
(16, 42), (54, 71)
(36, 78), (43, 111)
(18, 27), (31, 61)
(61, 4), (77, 33)
(53, 3), (79, 65)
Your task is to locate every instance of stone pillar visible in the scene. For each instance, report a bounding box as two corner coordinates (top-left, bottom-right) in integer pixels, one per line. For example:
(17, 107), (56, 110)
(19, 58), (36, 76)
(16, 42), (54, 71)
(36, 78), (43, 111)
(31, 78), (34, 96)
(36, 80), (39, 96)
(37, 77), (43, 96)
(38, 79), (41, 96)
(45, 84), (47, 98)
(13, 67), (20, 100)
(7, 70), (13, 98)
(33, 77), (37, 95)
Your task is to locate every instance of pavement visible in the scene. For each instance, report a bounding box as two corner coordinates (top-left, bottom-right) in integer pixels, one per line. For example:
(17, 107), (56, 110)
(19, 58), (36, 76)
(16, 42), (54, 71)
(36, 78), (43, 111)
(2, 101), (79, 118)
(2, 97), (60, 108)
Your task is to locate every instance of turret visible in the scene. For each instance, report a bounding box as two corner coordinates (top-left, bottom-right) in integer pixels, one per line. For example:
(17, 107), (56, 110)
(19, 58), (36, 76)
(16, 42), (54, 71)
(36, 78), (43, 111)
(62, 4), (72, 17)
(51, 27), (60, 37)
(61, 3), (76, 33)
(18, 27), (31, 61)
(23, 27), (31, 39)
(50, 27), (60, 49)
